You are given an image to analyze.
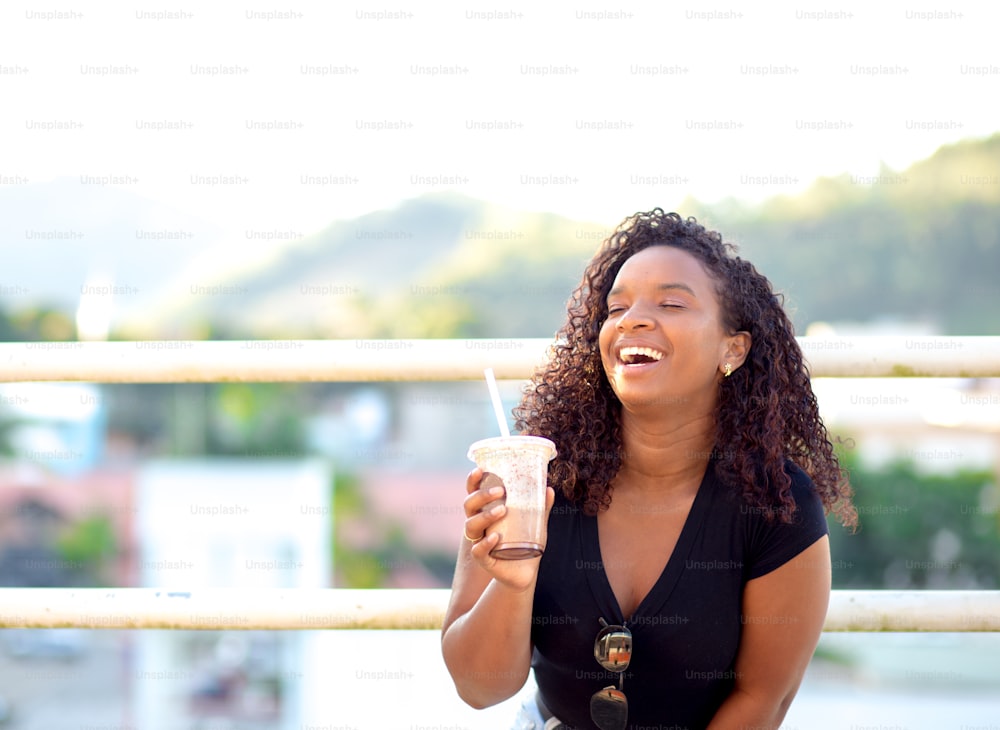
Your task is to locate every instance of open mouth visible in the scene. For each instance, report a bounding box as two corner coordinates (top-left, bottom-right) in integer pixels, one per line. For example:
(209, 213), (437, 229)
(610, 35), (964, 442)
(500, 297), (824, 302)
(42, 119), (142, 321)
(617, 346), (664, 366)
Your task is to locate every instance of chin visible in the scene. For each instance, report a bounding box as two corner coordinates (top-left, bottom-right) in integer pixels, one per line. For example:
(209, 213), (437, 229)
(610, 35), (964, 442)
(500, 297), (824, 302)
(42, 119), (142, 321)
(615, 389), (670, 410)
(615, 382), (692, 411)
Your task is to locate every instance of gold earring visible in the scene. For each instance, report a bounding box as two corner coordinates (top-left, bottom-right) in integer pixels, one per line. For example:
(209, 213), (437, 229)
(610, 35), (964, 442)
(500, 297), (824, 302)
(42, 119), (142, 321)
(723, 362), (732, 378)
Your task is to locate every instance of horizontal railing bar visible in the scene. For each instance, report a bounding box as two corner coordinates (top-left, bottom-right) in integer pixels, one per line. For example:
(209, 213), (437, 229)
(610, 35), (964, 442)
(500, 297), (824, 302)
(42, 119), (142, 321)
(0, 337), (997, 383)
(0, 588), (997, 632)
(0, 588), (444, 631)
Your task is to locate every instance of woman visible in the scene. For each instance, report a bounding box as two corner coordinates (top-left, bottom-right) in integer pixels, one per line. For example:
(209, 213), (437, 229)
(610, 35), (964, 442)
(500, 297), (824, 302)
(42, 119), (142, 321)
(442, 210), (857, 729)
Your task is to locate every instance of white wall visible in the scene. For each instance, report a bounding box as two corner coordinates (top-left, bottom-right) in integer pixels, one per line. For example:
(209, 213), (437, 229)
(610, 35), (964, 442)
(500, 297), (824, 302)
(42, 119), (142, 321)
(133, 459), (332, 730)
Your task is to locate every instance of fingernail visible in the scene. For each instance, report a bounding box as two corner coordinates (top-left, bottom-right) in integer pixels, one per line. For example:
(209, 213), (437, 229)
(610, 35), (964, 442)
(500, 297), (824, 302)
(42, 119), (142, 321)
(489, 486), (504, 497)
(490, 504), (505, 516)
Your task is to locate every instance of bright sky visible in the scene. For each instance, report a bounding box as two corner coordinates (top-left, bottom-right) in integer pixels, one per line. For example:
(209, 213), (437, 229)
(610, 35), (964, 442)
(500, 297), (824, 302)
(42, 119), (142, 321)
(4, 0), (998, 241)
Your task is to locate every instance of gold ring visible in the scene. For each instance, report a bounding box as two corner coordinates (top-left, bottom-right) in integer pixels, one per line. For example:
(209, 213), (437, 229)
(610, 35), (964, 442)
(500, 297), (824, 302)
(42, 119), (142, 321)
(464, 529), (484, 543)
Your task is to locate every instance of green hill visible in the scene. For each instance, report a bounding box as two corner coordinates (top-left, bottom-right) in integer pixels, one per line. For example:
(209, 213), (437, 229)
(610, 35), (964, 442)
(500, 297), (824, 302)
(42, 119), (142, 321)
(698, 134), (1000, 334)
(118, 133), (1000, 339)
(120, 194), (610, 339)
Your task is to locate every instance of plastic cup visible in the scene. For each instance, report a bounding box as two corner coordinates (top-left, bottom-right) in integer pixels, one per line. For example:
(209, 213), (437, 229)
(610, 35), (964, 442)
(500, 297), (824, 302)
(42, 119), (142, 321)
(467, 435), (557, 560)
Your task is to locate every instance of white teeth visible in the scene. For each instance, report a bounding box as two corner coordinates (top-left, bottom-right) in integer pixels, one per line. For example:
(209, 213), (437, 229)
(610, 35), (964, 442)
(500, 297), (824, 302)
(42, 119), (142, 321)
(619, 346), (664, 363)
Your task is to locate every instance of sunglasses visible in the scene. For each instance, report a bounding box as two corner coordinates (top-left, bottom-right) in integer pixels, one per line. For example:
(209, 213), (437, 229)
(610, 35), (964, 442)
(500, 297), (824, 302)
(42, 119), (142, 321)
(591, 617), (632, 730)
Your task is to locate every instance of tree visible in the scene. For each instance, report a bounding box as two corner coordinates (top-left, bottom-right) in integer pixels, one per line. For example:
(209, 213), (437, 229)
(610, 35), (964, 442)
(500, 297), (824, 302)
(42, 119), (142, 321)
(828, 456), (999, 589)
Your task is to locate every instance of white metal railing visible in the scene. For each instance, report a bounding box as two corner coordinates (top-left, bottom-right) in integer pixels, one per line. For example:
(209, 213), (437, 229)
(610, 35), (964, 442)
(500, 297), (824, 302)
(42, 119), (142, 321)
(1, 336), (998, 632)
(0, 588), (998, 632)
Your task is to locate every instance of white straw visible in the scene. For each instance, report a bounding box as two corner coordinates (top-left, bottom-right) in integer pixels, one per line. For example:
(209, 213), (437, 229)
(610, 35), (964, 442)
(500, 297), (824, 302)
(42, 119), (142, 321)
(484, 367), (510, 437)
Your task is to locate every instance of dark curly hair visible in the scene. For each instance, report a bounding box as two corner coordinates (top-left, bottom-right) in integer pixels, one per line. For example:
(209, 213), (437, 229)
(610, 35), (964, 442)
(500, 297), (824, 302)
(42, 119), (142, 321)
(514, 209), (857, 529)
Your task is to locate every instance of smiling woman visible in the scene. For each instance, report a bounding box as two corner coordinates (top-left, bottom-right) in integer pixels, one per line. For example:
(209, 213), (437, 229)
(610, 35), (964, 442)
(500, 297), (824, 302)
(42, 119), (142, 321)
(520, 210), (856, 526)
(442, 209), (857, 730)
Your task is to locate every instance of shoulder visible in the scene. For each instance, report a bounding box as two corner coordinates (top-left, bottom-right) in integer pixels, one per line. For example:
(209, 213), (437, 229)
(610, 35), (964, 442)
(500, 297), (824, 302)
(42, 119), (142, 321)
(742, 459), (829, 580)
(721, 457), (823, 520)
(784, 459), (814, 489)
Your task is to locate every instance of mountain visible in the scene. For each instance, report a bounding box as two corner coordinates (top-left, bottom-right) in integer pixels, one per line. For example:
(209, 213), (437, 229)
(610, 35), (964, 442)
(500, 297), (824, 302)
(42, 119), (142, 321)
(689, 134), (1000, 334)
(116, 193), (612, 339)
(4, 134), (999, 340)
(155, 132), (999, 339)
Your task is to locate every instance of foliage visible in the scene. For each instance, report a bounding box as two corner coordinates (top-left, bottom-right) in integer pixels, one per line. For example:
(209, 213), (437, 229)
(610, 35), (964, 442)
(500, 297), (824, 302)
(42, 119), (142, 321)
(330, 469), (389, 588)
(828, 454), (1000, 589)
(100, 383), (312, 458)
(329, 468), (452, 588)
(207, 383), (307, 457)
(54, 513), (118, 586)
(0, 303), (76, 341)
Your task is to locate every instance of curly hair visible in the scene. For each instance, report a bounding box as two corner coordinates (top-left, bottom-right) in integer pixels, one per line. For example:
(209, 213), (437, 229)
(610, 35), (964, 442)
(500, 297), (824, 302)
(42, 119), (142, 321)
(513, 209), (857, 529)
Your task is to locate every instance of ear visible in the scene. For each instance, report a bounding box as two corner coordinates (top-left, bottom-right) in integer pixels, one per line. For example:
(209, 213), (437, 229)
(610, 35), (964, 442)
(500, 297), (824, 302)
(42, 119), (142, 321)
(720, 330), (751, 376)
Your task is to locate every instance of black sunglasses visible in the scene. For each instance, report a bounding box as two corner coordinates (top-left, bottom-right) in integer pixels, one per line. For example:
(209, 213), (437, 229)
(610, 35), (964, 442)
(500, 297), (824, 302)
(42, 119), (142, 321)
(591, 617), (632, 730)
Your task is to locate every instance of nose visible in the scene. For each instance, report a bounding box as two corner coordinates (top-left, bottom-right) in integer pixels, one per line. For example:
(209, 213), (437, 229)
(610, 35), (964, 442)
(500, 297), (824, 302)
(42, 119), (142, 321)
(616, 302), (654, 332)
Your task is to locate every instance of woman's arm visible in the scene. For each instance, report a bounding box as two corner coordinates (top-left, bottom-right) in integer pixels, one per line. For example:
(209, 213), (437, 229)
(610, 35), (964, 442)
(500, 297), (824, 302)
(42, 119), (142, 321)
(440, 468), (555, 709)
(707, 535), (831, 729)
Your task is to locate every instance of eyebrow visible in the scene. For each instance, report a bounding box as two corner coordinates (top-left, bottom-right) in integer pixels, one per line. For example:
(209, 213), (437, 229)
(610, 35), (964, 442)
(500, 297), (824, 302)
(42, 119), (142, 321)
(607, 282), (698, 298)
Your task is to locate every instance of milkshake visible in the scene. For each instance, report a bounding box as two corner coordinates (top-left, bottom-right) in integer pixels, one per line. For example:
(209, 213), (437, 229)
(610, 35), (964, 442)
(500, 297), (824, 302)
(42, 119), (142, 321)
(467, 435), (557, 559)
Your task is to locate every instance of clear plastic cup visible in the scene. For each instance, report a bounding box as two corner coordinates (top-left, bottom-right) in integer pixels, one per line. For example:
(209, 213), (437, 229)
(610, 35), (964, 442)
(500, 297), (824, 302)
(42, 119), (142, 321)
(467, 435), (557, 560)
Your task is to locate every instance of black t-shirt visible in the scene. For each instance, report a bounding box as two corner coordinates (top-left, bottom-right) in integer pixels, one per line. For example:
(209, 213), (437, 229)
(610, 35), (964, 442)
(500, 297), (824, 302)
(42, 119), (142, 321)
(530, 459), (829, 730)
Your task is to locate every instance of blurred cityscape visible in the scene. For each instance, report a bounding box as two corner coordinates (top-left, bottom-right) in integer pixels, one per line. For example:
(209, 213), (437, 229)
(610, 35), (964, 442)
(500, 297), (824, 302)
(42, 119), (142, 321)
(0, 366), (997, 726)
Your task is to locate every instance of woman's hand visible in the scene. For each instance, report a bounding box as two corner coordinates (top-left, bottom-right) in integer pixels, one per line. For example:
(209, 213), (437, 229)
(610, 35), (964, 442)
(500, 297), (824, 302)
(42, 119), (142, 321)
(462, 467), (555, 593)
(441, 467), (549, 707)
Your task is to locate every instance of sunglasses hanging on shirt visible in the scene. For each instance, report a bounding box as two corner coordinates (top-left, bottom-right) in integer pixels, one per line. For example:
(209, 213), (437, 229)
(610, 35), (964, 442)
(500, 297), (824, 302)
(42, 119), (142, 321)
(591, 617), (632, 730)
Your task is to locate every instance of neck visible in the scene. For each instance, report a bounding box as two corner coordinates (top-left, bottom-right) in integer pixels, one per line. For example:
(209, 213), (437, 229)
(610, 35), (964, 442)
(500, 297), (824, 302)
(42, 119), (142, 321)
(614, 409), (715, 495)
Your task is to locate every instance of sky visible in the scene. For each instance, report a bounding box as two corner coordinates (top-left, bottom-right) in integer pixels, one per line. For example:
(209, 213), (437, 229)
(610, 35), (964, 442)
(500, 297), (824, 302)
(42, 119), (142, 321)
(3, 0), (998, 242)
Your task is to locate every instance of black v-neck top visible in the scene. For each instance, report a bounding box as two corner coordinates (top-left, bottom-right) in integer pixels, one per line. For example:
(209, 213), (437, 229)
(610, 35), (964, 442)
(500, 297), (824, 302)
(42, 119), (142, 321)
(530, 458), (828, 730)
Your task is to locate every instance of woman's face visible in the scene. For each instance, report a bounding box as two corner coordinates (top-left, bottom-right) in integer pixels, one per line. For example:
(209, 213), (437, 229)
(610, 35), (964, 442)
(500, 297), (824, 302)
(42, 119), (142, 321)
(598, 245), (740, 413)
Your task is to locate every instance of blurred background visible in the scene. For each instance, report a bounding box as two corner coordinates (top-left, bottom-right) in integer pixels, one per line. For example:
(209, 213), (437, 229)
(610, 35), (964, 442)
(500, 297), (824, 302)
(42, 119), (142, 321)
(1, 0), (999, 728)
